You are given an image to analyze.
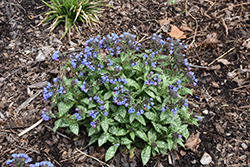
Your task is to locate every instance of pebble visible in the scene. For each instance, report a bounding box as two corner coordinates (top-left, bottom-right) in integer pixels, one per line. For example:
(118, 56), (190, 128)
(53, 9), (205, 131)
(200, 152), (212, 165)
(241, 143), (248, 150)
(202, 109), (208, 115)
(241, 128), (247, 133)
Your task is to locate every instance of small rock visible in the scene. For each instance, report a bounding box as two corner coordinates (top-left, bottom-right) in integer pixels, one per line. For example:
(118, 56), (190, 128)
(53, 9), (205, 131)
(202, 109), (208, 115)
(241, 143), (248, 150)
(191, 160), (197, 164)
(200, 152), (212, 165)
(241, 128), (247, 133)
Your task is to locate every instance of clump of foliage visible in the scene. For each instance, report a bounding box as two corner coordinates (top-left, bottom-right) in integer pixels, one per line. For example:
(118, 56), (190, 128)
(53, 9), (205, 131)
(5, 153), (53, 167)
(42, 33), (201, 165)
(40, 0), (109, 38)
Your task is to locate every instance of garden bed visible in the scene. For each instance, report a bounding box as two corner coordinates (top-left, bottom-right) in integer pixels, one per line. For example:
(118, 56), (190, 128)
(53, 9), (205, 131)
(0, 0), (250, 166)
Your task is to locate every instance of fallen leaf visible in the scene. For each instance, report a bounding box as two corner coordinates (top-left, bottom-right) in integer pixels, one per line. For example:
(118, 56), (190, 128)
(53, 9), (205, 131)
(158, 18), (172, 26)
(200, 37), (219, 49)
(207, 64), (221, 70)
(217, 59), (232, 65)
(184, 130), (201, 152)
(232, 76), (245, 86)
(180, 25), (193, 32)
(214, 123), (224, 134)
(168, 25), (186, 39)
(211, 81), (220, 88)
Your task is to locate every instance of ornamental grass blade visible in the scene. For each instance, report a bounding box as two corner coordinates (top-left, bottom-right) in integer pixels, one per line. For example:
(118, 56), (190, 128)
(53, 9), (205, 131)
(105, 145), (118, 162)
(74, 3), (82, 22)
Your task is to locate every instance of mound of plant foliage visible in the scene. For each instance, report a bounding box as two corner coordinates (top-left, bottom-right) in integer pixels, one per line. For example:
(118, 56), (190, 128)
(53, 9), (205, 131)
(40, 0), (109, 38)
(42, 32), (201, 165)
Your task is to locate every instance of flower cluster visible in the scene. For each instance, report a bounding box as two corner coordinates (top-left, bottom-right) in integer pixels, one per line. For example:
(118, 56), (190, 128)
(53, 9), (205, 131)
(6, 153), (53, 167)
(42, 32), (201, 165)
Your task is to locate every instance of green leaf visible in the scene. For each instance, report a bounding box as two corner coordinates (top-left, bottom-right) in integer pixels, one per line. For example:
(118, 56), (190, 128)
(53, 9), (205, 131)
(121, 137), (132, 145)
(69, 122), (79, 135)
(62, 76), (72, 86)
(160, 111), (168, 122)
(135, 115), (146, 126)
(144, 112), (158, 122)
(179, 87), (193, 95)
(104, 91), (112, 101)
(53, 118), (62, 132)
(127, 78), (140, 90)
(148, 86), (158, 95)
(81, 98), (90, 105)
(88, 126), (97, 136)
(151, 121), (162, 133)
(155, 96), (162, 103)
(182, 127), (189, 139)
(109, 126), (118, 135)
(116, 128), (129, 136)
(148, 129), (157, 143)
(89, 134), (99, 145)
(114, 115), (128, 123)
(130, 132), (135, 141)
(58, 101), (74, 117)
(118, 106), (127, 118)
(141, 145), (151, 165)
(105, 145), (118, 162)
(144, 89), (155, 98)
(98, 133), (109, 146)
(136, 130), (148, 142)
(108, 135), (116, 143)
(100, 117), (109, 133)
(155, 141), (168, 149)
(129, 112), (136, 123)
(167, 137), (174, 150)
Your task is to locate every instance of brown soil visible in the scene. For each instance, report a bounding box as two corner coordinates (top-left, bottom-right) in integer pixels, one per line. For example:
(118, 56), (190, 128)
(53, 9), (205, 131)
(0, 0), (250, 166)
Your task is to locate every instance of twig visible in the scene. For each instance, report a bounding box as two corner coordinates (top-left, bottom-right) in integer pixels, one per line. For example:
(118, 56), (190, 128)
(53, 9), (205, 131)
(215, 2), (250, 15)
(3, 0), (20, 51)
(18, 118), (44, 137)
(44, 125), (71, 140)
(15, 90), (43, 114)
(185, 0), (198, 48)
(1, 48), (85, 83)
(221, 18), (228, 36)
(76, 148), (112, 167)
(14, 144), (40, 154)
(0, 59), (49, 83)
(208, 47), (235, 66)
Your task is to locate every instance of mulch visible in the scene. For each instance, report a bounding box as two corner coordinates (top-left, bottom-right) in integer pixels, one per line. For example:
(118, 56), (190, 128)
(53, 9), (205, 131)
(0, 0), (250, 166)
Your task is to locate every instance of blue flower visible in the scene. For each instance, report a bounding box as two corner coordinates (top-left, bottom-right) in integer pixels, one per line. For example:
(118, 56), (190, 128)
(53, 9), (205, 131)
(42, 110), (50, 121)
(136, 111), (141, 116)
(104, 111), (109, 116)
(89, 111), (94, 117)
(100, 105), (105, 110)
(161, 108), (165, 112)
(52, 51), (60, 61)
(75, 113), (81, 120)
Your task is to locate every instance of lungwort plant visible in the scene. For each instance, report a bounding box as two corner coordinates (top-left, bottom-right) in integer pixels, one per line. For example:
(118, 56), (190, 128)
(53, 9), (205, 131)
(42, 33), (201, 165)
(40, 0), (108, 39)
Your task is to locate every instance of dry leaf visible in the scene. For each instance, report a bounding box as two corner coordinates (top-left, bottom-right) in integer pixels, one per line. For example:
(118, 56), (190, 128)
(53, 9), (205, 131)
(207, 64), (221, 70)
(232, 76), (245, 86)
(217, 59), (232, 65)
(214, 123), (224, 134)
(180, 25), (193, 32)
(168, 25), (186, 39)
(184, 131), (201, 152)
(158, 18), (172, 26)
(200, 37), (219, 49)
(211, 81), (220, 88)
